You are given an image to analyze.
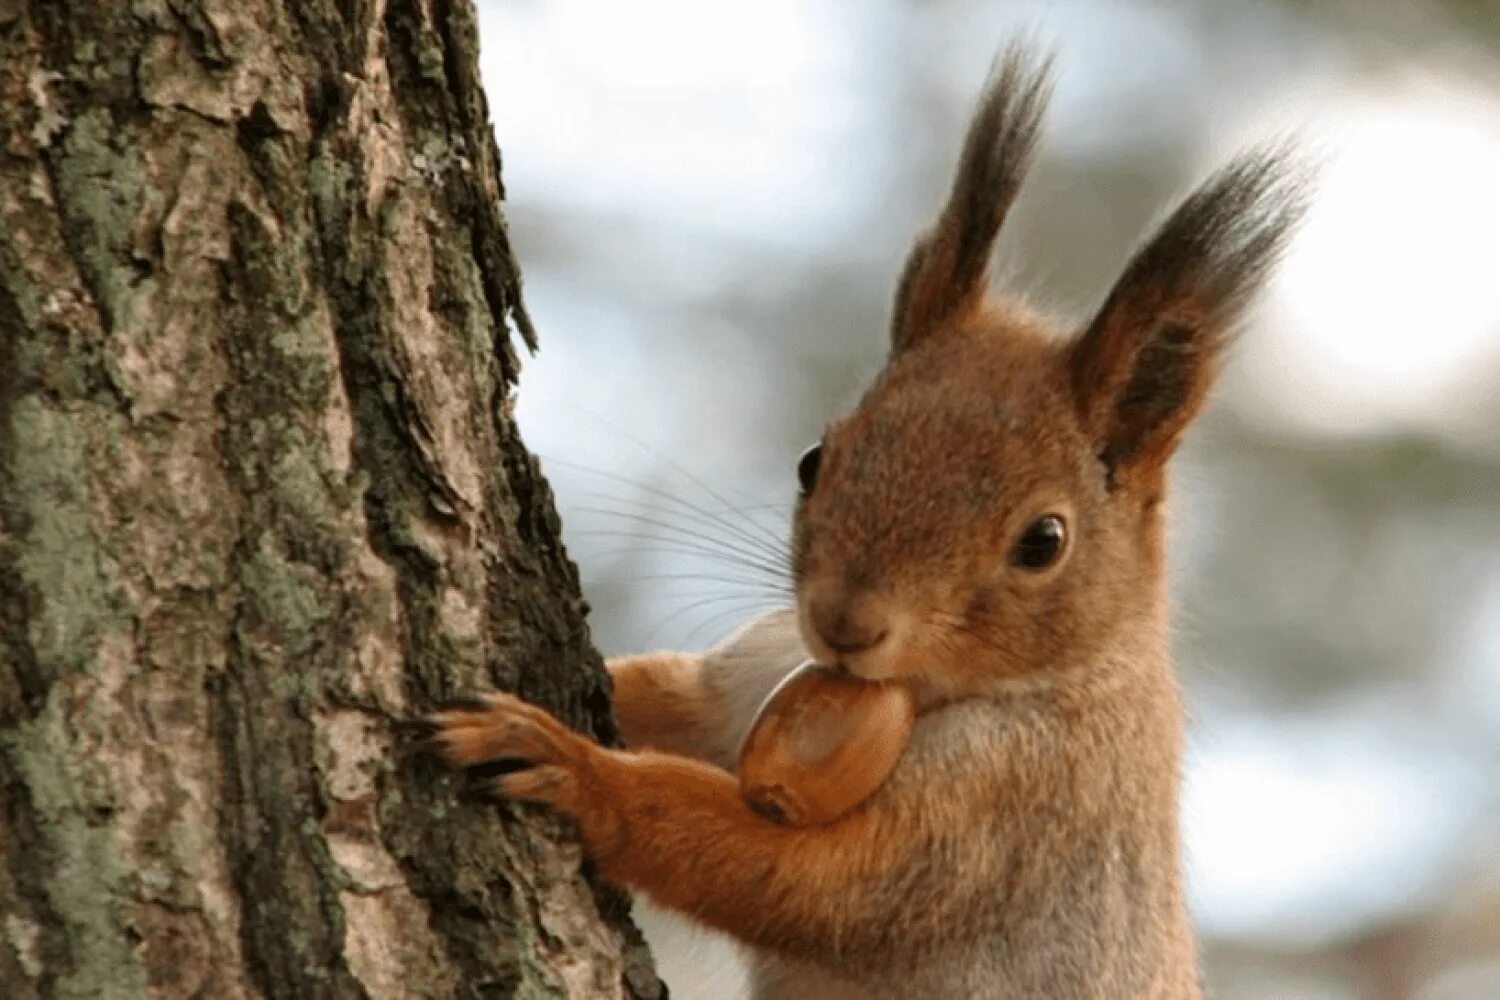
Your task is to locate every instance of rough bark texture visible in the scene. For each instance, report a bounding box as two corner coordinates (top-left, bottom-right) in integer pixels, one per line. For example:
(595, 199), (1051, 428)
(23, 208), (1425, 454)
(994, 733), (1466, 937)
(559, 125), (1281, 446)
(0, 1), (661, 997)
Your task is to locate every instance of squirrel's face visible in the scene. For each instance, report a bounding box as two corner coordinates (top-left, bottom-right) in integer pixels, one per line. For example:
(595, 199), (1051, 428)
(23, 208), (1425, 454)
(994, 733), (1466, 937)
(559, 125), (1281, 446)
(791, 313), (1145, 697)
(786, 48), (1303, 698)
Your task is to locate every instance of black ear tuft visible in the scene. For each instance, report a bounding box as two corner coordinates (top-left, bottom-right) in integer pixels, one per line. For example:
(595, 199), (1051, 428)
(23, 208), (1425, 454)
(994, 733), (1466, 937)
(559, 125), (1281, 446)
(1071, 146), (1310, 482)
(891, 42), (1054, 353)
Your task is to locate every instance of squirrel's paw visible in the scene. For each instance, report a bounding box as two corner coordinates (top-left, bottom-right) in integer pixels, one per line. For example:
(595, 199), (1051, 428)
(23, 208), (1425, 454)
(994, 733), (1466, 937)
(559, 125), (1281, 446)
(425, 693), (591, 814)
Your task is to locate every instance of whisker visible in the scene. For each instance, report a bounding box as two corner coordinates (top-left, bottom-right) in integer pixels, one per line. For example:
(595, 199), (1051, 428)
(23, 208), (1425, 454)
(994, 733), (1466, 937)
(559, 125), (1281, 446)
(644, 592), (784, 647)
(683, 598), (785, 647)
(639, 575), (792, 599)
(532, 448), (798, 649)
(543, 456), (791, 564)
(572, 486), (793, 566)
(635, 571), (794, 595)
(572, 505), (790, 574)
(574, 530), (791, 585)
(582, 541), (786, 574)
(550, 441), (792, 559)
(723, 501), (793, 514)
(661, 465), (790, 556)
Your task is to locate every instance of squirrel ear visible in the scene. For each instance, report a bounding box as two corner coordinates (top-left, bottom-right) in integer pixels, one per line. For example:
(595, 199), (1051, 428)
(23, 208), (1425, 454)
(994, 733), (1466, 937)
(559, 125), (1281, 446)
(890, 44), (1052, 355)
(1069, 149), (1308, 485)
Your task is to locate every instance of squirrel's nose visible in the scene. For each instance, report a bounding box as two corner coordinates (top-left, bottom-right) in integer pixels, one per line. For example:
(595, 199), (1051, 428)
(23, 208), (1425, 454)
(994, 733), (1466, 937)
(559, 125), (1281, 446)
(809, 593), (890, 656)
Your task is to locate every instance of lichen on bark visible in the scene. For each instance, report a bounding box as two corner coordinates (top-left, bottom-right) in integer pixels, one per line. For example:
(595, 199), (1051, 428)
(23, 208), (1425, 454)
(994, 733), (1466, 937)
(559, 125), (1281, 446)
(0, 1), (659, 997)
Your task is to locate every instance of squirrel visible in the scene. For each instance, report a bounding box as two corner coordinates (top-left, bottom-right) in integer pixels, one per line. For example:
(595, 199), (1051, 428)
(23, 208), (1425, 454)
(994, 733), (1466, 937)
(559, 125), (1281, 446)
(426, 43), (1305, 1000)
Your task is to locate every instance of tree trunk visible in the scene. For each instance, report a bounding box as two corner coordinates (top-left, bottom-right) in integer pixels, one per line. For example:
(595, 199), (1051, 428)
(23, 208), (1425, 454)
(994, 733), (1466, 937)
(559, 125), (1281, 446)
(0, 2), (660, 997)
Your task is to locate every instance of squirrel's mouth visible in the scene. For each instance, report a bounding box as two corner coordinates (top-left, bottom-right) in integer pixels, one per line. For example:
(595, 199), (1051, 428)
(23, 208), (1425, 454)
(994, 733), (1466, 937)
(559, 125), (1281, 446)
(799, 618), (913, 686)
(794, 576), (913, 675)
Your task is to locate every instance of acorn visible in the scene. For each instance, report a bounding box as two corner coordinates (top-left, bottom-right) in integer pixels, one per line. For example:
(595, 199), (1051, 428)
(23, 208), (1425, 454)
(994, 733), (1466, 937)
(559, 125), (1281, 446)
(739, 661), (916, 826)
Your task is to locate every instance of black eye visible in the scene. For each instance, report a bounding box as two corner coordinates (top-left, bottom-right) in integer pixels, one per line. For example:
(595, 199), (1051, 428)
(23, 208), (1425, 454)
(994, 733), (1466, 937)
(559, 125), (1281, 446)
(797, 443), (823, 495)
(1010, 514), (1067, 570)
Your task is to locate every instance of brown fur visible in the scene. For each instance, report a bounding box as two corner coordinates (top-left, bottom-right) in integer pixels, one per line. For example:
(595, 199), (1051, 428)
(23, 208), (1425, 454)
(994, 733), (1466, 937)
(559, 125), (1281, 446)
(606, 650), (715, 755)
(426, 45), (1305, 999)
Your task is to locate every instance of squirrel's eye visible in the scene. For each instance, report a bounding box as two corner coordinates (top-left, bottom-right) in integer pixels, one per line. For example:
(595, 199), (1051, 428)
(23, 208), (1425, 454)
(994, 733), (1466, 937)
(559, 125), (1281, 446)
(797, 443), (823, 494)
(1010, 514), (1067, 570)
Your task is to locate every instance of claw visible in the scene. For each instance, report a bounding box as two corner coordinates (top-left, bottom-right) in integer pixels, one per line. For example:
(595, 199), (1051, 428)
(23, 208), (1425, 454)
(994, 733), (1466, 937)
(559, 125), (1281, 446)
(460, 780), (502, 803)
(465, 758), (535, 781)
(417, 691), (592, 820)
(391, 717), (451, 761)
(392, 717), (440, 742)
(463, 759), (539, 801)
(496, 764), (580, 810)
(433, 695), (496, 714)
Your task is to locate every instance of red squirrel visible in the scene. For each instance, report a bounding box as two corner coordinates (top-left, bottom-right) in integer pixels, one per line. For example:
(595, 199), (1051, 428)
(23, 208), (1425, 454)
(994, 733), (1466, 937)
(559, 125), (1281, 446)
(427, 44), (1305, 999)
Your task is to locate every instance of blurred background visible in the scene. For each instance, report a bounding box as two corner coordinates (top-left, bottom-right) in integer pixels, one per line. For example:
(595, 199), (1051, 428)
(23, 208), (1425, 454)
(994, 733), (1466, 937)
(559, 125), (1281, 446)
(473, 1), (1500, 997)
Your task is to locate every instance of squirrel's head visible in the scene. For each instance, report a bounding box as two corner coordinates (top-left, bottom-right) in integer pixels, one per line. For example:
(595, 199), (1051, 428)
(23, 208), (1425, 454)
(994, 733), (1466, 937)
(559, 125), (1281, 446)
(791, 45), (1305, 699)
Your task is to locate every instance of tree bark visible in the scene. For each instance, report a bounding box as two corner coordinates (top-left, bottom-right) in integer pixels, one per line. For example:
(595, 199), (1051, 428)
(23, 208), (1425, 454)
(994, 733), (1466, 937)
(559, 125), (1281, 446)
(0, 2), (660, 997)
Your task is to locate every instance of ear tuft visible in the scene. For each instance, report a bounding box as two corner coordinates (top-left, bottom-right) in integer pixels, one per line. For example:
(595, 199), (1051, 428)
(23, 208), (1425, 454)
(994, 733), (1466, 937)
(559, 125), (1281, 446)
(1071, 146), (1310, 482)
(891, 42), (1054, 353)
